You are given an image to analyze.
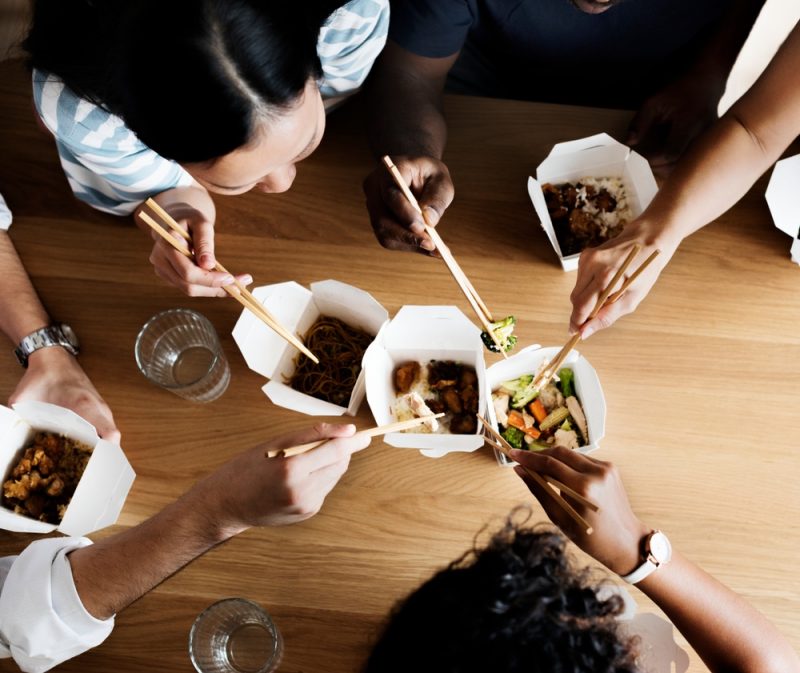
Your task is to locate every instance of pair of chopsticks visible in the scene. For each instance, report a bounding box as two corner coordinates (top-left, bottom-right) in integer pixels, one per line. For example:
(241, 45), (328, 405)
(382, 156), (508, 358)
(137, 198), (318, 364)
(266, 413), (446, 458)
(477, 414), (597, 535)
(533, 245), (660, 389)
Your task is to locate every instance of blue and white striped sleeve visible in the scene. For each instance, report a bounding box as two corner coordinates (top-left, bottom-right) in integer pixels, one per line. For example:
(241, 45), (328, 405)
(32, 71), (194, 217)
(318, 0), (389, 98)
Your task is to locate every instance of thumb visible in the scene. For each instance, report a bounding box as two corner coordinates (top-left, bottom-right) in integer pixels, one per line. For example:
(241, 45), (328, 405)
(580, 294), (635, 339)
(418, 172), (454, 228)
(190, 219), (216, 270)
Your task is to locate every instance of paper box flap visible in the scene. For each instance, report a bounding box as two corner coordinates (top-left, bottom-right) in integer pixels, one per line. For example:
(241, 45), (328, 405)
(381, 306), (480, 350)
(309, 280), (389, 335)
(262, 380), (359, 416)
(528, 177), (564, 259)
(12, 401), (98, 446)
(546, 133), (619, 157)
(766, 155), (800, 238)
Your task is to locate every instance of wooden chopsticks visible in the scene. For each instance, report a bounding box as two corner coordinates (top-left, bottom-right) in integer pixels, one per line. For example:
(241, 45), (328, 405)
(477, 414), (597, 534)
(533, 246), (660, 389)
(266, 413), (446, 458)
(381, 156), (508, 358)
(138, 198), (318, 364)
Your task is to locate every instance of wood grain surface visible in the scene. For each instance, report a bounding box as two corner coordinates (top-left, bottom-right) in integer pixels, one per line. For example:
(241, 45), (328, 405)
(0, 58), (798, 672)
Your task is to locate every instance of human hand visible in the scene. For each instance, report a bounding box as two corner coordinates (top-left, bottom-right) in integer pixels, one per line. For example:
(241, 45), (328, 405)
(569, 218), (678, 338)
(363, 155), (454, 255)
(511, 446), (649, 576)
(140, 201), (252, 297)
(627, 72), (722, 177)
(9, 347), (120, 443)
(196, 423), (371, 537)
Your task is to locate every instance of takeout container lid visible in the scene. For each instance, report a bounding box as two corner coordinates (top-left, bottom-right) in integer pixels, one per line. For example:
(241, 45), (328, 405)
(363, 305), (487, 457)
(484, 344), (606, 466)
(765, 154), (800, 265)
(528, 133), (659, 271)
(232, 279), (389, 416)
(0, 401), (135, 536)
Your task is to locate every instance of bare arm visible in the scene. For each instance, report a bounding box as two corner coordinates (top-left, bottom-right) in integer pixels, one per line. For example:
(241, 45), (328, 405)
(68, 424), (369, 619)
(513, 447), (800, 673)
(571, 21), (800, 337)
(363, 42), (459, 253)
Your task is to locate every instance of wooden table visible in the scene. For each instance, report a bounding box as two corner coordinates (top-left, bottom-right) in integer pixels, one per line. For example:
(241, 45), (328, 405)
(0, 59), (798, 672)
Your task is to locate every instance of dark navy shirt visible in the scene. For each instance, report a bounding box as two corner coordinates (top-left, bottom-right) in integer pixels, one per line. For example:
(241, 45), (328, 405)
(389, 0), (730, 108)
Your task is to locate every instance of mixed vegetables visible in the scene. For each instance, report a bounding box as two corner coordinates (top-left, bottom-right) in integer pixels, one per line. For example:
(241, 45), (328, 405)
(491, 367), (589, 451)
(480, 315), (518, 353)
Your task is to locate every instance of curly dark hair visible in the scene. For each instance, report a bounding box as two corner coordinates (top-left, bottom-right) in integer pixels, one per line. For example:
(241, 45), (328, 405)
(363, 509), (640, 673)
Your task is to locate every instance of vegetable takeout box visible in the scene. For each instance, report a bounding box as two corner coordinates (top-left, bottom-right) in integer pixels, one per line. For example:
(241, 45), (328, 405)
(0, 401), (135, 536)
(765, 153), (800, 265)
(232, 279), (389, 416)
(484, 344), (606, 466)
(363, 305), (487, 458)
(528, 133), (658, 271)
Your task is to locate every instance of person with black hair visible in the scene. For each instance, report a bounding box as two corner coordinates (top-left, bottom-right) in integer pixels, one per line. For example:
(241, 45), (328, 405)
(24, 0), (389, 297)
(364, 446), (800, 673)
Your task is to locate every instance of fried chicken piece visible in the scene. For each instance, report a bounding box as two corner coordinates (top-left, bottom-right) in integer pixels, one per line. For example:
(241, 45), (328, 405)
(393, 361), (420, 394)
(542, 183), (563, 212)
(459, 367), (477, 389)
(592, 188), (617, 213)
(4, 475), (30, 500)
(568, 208), (594, 239)
(46, 475), (65, 497)
(441, 388), (463, 414)
(24, 493), (47, 518)
(425, 399), (446, 415)
(428, 361), (460, 390)
(450, 413), (477, 435)
(460, 386), (479, 414)
(32, 448), (56, 476)
(11, 450), (33, 479)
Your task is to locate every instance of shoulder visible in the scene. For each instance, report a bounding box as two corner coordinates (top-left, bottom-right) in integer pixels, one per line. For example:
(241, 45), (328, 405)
(320, 0), (389, 47)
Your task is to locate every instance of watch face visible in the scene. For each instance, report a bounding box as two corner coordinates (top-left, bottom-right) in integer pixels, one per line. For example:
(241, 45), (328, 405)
(649, 531), (672, 563)
(59, 324), (79, 347)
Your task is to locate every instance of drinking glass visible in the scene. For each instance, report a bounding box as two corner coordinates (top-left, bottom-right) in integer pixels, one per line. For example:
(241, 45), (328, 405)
(135, 309), (230, 403)
(189, 598), (283, 673)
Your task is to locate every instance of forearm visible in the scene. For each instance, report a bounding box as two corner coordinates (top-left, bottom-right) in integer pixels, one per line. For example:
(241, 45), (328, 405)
(0, 232), (51, 343)
(638, 551), (800, 673)
(68, 487), (237, 620)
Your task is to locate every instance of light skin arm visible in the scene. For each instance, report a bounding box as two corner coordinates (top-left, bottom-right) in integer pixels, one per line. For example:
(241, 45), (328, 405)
(0, 231), (119, 440)
(363, 41), (459, 253)
(133, 184), (251, 298)
(68, 423), (369, 620)
(513, 447), (800, 673)
(570, 21), (800, 337)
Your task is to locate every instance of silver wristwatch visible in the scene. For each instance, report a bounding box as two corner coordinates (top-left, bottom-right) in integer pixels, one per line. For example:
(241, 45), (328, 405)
(14, 323), (80, 367)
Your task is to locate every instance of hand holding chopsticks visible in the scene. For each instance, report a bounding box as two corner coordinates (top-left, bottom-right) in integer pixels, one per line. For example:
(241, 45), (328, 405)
(533, 245), (660, 389)
(381, 156), (510, 358)
(138, 198), (318, 364)
(267, 413), (446, 458)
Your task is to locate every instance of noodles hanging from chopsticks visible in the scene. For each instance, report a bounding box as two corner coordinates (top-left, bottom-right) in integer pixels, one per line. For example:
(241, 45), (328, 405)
(286, 316), (374, 405)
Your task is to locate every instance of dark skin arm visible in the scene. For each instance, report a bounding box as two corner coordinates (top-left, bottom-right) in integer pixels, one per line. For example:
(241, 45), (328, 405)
(363, 41), (459, 254)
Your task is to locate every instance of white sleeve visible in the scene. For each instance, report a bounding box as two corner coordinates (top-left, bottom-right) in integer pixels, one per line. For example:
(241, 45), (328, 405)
(0, 193), (11, 231)
(0, 537), (114, 673)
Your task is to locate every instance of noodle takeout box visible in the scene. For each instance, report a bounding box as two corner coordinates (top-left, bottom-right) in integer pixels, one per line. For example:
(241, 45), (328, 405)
(527, 133), (659, 271)
(232, 279), (389, 415)
(765, 153), (800, 265)
(0, 401), (136, 536)
(363, 305), (487, 458)
(484, 344), (606, 466)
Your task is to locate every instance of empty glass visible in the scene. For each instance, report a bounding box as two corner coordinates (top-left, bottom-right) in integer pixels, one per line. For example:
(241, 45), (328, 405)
(135, 309), (230, 403)
(189, 598), (283, 673)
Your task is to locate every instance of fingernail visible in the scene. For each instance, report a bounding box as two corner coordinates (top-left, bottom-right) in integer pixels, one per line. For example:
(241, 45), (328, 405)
(222, 275), (235, 285)
(582, 326), (595, 339)
(409, 221), (425, 235)
(242, 275), (253, 285)
(423, 206), (439, 225)
(568, 325), (577, 336)
(200, 254), (212, 266)
(420, 238), (436, 251)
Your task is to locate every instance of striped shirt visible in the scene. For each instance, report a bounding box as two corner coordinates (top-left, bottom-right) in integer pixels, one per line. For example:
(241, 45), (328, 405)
(32, 0), (389, 217)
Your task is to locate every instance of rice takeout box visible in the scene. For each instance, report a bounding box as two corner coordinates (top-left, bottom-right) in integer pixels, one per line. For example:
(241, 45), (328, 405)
(363, 305), (487, 458)
(765, 153), (800, 265)
(528, 133), (659, 271)
(484, 344), (606, 466)
(0, 401), (135, 536)
(233, 279), (389, 415)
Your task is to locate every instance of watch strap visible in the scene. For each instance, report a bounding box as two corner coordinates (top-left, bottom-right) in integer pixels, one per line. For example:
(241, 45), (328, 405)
(621, 558), (659, 584)
(14, 324), (79, 367)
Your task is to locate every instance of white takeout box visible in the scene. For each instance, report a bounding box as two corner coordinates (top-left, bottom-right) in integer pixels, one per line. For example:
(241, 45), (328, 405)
(765, 154), (800, 265)
(484, 344), (606, 466)
(0, 401), (135, 536)
(528, 133), (659, 271)
(232, 280), (389, 416)
(363, 305), (487, 458)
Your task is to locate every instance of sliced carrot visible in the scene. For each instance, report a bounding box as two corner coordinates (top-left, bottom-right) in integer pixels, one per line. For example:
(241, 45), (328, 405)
(529, 399), (547, 424)
(507, 410), (541, 439)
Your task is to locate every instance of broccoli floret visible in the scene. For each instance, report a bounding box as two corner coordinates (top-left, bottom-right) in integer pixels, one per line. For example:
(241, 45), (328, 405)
(481, 315), (518, 353)
(557, 367), (575, 398)
(500, 426), (525, 449)
(499, 375), (539, 409)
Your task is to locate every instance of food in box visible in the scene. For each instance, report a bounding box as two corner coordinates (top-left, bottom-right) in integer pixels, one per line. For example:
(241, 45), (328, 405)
(233, 280), (389, 416)
(364, 306), (487, 457)
(484, 345), (605, 466)
(528, 133), (658, 271)
(0, 401), (135, 536)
